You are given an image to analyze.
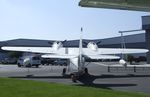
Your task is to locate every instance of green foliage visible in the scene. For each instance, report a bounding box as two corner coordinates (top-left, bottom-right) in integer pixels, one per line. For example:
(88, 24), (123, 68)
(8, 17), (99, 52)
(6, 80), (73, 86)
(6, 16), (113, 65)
(8, 52), (22, 58)
(0, 78), (149, 97)
(127, 54), (134, 62)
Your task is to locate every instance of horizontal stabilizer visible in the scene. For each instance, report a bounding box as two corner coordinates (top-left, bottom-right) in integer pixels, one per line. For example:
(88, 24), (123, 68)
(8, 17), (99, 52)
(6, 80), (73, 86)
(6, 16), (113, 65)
(42, 54), (77, 59)
(87, 55), (120, 60)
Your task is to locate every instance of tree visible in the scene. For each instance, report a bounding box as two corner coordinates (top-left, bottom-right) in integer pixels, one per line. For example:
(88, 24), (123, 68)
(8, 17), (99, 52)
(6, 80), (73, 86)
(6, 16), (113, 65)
(127, 54), (134, 64)
(8, 51), (22, 58)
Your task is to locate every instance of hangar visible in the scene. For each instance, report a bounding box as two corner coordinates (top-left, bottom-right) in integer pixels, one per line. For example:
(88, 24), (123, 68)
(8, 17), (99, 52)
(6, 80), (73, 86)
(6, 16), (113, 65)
(0, 33), (145, 48)
(0, 33), (146, 61)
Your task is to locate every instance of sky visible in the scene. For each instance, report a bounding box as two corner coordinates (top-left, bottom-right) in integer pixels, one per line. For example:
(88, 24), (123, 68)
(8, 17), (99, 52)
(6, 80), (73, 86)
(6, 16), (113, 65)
(0, 0), (150, 41)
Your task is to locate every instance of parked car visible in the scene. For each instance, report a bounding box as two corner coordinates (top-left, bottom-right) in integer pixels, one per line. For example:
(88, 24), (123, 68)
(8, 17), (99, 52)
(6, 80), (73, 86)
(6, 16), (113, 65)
(1, 58), (17, 64)
(53, 59), (68, 66)
(41, 58), (55, 65)
(17, 56), (41, 68)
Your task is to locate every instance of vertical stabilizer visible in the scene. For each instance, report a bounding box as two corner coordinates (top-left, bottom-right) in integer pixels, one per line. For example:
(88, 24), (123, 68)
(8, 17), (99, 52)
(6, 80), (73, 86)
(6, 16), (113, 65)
(79, 27), (83, 71)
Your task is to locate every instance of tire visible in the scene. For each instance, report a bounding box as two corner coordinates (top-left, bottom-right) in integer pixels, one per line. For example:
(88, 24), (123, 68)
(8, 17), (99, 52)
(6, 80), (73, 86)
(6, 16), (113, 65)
(71, 74), (77, 83)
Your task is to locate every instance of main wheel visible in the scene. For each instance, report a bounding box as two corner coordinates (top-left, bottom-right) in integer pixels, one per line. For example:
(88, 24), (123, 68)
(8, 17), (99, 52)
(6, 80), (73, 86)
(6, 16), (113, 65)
(71, 74), (77, 83)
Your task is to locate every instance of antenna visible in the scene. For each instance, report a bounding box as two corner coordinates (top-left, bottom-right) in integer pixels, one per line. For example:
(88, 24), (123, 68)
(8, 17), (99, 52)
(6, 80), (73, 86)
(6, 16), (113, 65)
(119, 29), (143, 59)
(119, 31), (126, 59)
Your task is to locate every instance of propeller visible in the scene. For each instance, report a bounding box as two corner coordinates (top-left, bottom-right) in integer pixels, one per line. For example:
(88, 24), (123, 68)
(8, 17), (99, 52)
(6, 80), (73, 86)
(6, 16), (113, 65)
(48, 40), (67, 45)
(96, 41), (102, 45)
(85, 41), (102, 51)
(119, 59), (127, 67)
(62, 40), (67, 44)
(51, 40), (67, 51)
(48, 41), (53, 45)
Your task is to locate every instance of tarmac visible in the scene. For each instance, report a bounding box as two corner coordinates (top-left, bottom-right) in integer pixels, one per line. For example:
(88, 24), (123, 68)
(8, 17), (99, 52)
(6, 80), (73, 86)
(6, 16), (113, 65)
(0, 62), (150, 94)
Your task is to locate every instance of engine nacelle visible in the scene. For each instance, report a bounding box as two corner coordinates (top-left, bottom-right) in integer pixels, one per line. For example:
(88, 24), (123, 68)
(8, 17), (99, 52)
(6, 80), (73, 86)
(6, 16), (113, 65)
(119, 59), (127, 67)
(52, 41), (62, 51)
(87, 42), (98, 51)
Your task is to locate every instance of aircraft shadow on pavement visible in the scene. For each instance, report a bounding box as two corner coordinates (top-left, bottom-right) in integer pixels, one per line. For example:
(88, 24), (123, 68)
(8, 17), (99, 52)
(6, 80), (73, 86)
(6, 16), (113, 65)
(9, 74), (150, 89)
(76, 74), (139, 89)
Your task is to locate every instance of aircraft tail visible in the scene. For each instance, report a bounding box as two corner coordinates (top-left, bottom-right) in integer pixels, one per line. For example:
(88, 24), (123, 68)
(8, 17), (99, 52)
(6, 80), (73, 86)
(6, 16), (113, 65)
(79, 27), (83, 70)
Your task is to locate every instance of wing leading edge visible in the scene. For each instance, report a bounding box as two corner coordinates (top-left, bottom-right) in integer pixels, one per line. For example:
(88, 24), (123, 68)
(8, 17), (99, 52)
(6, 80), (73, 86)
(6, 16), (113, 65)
(1, 46), (65, 54)
(1, 46), (148, 55)
(96, 48), (149, 54)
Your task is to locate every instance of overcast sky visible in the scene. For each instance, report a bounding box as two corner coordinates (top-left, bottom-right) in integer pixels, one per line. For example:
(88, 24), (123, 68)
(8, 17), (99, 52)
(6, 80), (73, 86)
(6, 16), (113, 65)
(0, 0), (150, 41)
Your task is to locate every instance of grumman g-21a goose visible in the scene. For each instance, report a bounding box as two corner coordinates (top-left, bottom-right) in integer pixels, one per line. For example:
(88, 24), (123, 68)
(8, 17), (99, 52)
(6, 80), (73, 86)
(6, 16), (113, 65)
(1, 29), (148, 82)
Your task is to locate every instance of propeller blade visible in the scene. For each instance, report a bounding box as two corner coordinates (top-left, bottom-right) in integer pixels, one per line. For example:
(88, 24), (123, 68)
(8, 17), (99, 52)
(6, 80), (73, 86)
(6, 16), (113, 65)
(96, 41), (102, 45)
(48, 41), (53, 45)
(62, 40), (67, 44)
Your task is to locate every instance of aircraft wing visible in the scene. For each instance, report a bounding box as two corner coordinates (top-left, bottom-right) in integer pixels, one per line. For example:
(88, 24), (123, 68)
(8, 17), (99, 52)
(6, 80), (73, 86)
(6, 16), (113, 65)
(42, 54), (120, 59)
(86, 55), (120, 59)
(1, 46), (148, 55)
(97, 48), (149, 54)
(42, 54), (77, 59)
(1, 46), (65, 54)
(83, 48), (149, 55)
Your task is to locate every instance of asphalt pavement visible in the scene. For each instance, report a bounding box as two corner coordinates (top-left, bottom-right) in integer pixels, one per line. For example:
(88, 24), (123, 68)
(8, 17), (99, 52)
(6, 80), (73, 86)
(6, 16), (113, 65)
(0, 62), (150, 94)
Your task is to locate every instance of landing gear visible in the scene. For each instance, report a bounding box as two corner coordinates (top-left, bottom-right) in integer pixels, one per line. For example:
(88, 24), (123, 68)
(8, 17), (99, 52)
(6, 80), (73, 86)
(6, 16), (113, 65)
(71, 74), (77, 83)
(62, 68), (66, 76)
(69, 68), (89, 83)
(84, 68), (88, 74)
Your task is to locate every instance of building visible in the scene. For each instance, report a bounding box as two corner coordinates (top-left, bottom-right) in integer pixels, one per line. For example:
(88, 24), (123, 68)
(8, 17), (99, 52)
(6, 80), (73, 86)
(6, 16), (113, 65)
(0, 33), (146, 48)
(0, 33), (146, 61)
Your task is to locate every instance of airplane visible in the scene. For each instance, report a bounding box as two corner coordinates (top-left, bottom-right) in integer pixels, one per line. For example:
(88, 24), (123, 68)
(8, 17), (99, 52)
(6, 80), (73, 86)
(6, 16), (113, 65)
(1, 29), (149, 82)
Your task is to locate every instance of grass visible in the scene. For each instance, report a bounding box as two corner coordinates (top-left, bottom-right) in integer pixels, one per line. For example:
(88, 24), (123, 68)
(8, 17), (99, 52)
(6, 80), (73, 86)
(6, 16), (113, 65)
(0, 77), (149, 97)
